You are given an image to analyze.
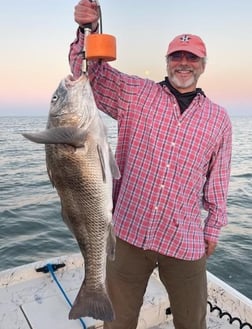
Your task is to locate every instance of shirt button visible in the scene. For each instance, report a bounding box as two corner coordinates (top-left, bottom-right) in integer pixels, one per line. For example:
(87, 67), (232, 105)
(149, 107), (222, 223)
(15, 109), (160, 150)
(167, 163), (170, 168)
(171, 142), (175, 147)
(160, 185), (164, 189)
(155, 206), (158, 210)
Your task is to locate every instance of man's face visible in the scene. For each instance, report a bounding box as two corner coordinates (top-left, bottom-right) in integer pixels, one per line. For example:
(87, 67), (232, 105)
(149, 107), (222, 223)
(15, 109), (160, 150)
(166, 51), (206, 93)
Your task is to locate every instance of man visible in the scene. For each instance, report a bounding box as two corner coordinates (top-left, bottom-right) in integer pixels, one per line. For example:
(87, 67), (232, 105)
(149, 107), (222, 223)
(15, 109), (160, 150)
(69, 1), (232, 328)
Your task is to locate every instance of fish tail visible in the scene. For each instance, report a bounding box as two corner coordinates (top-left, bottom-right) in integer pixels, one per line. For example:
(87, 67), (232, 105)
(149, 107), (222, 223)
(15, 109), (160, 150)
(69, 283), (115, 321)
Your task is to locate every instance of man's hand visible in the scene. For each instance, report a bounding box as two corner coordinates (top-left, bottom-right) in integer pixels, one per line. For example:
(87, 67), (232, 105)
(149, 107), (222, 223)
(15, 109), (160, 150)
(74, 0), (99, 30)
(205, 240), (217, 257)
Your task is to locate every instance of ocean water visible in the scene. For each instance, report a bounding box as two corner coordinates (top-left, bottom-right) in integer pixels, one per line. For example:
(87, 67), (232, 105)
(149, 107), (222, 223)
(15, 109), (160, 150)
(0, 115), (251, 299)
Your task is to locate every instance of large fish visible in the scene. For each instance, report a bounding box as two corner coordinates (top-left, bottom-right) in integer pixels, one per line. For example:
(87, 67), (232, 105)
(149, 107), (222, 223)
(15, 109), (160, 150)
(22, 74), (120, 321)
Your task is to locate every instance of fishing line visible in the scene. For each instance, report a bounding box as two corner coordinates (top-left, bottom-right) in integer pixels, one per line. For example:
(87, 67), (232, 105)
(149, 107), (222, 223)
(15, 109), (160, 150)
(46, 263), (87, 329)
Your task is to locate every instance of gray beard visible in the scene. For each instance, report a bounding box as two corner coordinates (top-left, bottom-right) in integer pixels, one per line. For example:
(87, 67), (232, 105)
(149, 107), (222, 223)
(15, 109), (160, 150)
(169, 75), (195, 90)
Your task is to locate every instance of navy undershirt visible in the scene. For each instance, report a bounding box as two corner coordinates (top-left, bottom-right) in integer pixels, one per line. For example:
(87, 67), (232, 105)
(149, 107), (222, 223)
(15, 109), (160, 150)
(159, 77), (205, 114)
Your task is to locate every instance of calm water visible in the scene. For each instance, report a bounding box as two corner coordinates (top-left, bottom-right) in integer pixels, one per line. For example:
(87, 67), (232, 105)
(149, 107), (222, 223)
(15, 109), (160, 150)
(0, 116), (251, 299)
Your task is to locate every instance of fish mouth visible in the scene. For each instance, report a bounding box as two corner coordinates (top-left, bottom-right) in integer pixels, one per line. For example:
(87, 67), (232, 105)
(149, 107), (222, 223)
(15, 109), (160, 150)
(64, 74), (87, 88)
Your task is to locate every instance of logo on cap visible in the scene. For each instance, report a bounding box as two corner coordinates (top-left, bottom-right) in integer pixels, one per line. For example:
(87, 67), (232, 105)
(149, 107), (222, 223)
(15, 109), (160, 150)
(180, 35), (191, 43)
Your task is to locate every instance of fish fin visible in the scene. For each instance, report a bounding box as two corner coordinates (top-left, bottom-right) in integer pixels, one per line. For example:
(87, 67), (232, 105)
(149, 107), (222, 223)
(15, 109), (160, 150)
(106, 223), (116, 261)
(46, 167), (55, 188)
(22, 127), (88, 148)
(69, 283), (115, 321)
(97, 144), (106, 183)
(108, 146), (121, 179)
(97, 144), (120, 182)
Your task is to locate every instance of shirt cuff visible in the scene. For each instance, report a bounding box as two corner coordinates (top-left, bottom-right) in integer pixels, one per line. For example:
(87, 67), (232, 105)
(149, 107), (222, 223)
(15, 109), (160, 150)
(204, 225), (221, 243)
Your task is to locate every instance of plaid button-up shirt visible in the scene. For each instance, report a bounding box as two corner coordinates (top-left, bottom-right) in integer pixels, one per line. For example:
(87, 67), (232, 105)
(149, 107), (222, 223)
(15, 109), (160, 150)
(69, 30), (232, 260)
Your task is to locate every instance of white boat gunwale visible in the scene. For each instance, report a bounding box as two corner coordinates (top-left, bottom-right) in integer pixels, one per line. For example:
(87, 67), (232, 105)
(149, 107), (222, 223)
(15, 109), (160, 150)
(0, 253), (251, 329)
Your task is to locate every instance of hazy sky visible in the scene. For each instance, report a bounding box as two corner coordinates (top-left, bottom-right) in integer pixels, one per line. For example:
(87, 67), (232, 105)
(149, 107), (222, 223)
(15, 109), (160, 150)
(1, 0), (252, 116)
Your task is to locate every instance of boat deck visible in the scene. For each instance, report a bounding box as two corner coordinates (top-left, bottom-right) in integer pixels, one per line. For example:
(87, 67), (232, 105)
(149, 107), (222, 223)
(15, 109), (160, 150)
(0, 254), (251, 329)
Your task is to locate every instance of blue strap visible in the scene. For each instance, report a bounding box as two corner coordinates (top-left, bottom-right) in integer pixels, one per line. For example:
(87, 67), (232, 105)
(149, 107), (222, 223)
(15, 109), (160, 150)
(47, 263), (87, 329)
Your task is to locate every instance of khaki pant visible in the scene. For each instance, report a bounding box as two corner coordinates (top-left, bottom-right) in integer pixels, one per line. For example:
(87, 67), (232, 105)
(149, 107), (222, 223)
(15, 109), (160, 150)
(104, 238), (207, 329)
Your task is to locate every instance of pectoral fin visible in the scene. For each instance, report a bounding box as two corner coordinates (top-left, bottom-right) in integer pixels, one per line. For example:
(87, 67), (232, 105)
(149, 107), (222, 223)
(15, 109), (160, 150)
(22, 127), (88, 148)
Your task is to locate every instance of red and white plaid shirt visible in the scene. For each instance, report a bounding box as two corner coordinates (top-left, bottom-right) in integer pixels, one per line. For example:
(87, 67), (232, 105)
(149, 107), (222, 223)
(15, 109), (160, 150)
(69, 30), (232, 260)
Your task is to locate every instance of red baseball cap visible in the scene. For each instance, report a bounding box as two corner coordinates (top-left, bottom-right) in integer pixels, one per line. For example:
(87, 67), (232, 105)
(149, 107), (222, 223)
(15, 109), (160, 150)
(167, 34), (207, 58)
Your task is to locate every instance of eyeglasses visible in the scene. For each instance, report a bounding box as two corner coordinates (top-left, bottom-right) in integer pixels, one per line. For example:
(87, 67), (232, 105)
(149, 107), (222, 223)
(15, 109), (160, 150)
(168, 51), (201, 62)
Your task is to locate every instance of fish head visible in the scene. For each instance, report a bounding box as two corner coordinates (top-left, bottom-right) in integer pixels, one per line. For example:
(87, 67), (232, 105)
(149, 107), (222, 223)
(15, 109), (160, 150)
(47, 74), (97, 129)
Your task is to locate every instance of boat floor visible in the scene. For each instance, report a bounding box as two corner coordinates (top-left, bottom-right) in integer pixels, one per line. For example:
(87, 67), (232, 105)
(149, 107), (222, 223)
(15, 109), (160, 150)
(1, 254), (251, 329)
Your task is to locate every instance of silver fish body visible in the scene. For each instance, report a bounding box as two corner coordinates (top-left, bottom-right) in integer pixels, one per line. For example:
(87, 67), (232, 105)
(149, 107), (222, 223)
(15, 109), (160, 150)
(23, 74), (120, 321)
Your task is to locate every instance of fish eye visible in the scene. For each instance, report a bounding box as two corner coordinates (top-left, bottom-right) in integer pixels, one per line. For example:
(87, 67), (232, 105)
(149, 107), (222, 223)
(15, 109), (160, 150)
(51, 94), (58, 103)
